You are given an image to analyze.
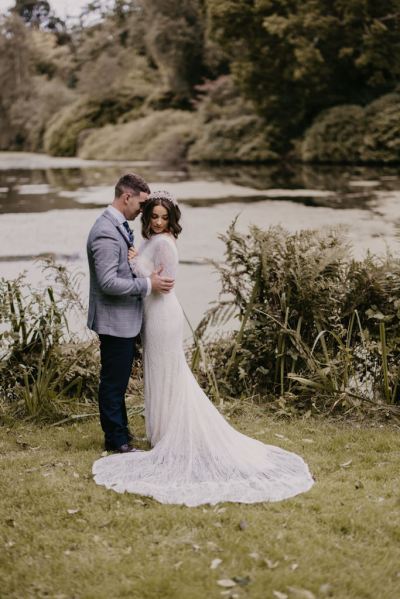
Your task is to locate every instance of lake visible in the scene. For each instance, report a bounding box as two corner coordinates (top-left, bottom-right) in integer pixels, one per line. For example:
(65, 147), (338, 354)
(1, 152), (400, 338)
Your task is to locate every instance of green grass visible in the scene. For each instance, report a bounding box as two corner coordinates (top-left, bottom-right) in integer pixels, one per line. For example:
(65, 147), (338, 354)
(1, 407), (399, 599)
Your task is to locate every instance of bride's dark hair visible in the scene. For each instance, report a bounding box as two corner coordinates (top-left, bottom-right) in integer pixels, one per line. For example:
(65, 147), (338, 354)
(141, 196), (182, 239)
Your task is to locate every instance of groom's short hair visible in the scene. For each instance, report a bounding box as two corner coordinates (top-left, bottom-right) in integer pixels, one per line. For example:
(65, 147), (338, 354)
(115, 173), (150, 198)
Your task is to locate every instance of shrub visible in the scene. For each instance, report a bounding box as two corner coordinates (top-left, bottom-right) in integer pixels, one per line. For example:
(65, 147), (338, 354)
(11, 76), (76, 151)
(363, 92), (400, 162)
(194, 223), (400, 416)
(78, 109), (199, 161)
(300, 105), (365, 163)
(188, 77), (278, 162)
(301, 92), (400, 164)
(0, 259), (99, 422)
(44, 94), (150, 157)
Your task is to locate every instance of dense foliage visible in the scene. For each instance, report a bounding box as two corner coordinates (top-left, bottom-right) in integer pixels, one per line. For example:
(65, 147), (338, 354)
(300, 92), (400, 163)
(0, 0), (400, 162)
(194, 224), (400, 417)
(207, 0), (400, 152)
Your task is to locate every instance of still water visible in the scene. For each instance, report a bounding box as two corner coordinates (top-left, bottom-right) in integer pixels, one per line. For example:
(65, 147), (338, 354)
(1, 152), (400, 336)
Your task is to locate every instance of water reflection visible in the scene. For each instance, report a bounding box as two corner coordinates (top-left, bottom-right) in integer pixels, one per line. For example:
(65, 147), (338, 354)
(1, 153), (400, 331)
(2, 160), (400, 214)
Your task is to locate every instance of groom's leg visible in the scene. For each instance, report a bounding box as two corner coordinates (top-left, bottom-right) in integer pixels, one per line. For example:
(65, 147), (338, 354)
(98, 334), (136, 448)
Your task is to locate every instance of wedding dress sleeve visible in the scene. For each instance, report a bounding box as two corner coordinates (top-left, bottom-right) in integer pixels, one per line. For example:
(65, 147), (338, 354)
(152, 237), (178, 279)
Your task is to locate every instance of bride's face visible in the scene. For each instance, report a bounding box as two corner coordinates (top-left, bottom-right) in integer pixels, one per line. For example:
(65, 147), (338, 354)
(150, 204), (169, 234)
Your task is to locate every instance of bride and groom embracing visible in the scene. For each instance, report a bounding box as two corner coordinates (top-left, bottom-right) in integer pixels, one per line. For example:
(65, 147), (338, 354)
(87, 173), (314, 507)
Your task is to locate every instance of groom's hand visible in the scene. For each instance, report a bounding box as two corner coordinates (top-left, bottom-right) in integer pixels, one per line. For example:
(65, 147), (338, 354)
(150, 267), (174, 294)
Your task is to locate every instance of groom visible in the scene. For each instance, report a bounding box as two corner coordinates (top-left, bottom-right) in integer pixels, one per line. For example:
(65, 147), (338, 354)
(87, 173), (174, 453)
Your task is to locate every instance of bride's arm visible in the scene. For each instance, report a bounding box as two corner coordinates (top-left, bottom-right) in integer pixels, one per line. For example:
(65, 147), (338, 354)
(153, 238), (178, 280)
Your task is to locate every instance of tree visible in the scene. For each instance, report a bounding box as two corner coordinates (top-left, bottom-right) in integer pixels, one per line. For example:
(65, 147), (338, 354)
(12, 0), (68, 41)
(207, 0), (400, 150)
(0, 14), (34, 148)
(13, 0), (50, 25)
(142, 0), (206, 104)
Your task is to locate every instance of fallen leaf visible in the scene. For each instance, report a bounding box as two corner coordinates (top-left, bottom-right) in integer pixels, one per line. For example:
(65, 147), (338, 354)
(287, 586), (316, 599)
(72, 472), (80, 479)
(301, 438), (314, 444)
(233, 576), (250, 586)
(249, 552), (259, 560)
(67, 509), (80, 515)
(5, 541), (15, 548)
(217, 579), (236, 588)
(192, 543), (201, 551)
(211, 558), (222, 569)
(340, 460), (352, 468)
(207, 541), (220, 551)
(15, 439), (29, 450)
(319, 583), (334, 596)
(239, 520), (248, 530)
(134, 499), (145, 506)
(101, 451), (108, 457)
(5, 519), (15, 527)
(264, 558), (279, 569)
(274, 433), (288, 440)
(273, 592), (288, 599)
(290, 563), (299, 571)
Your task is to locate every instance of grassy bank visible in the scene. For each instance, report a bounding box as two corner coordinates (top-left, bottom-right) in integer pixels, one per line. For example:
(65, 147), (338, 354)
(1, 407), (399, 599)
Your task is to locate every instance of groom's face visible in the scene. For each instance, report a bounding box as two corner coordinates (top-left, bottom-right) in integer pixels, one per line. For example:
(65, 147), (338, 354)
(124, 190), (149, 220)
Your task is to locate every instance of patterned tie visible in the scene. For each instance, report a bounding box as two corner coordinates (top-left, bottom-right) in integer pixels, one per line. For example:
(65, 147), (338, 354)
(122, 221), (134, 246)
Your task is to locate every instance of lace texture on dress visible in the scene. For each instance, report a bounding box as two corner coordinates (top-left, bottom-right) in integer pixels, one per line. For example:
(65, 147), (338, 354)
(93, 234), (314, 506)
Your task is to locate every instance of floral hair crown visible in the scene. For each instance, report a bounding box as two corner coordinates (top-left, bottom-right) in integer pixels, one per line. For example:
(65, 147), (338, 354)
(148, 190), (178, 206)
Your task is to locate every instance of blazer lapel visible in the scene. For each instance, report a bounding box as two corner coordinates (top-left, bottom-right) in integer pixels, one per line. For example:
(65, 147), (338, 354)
(103, 209), (132, 246)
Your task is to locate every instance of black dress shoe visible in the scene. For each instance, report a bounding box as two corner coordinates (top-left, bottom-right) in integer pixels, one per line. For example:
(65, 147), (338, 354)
(117, 443), (137, 453)
(116, 443), (143, 453)
(103, 442), (143, 453)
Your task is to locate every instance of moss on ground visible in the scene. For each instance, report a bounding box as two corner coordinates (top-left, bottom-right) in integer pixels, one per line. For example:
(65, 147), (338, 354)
(1, 409), (399, 598)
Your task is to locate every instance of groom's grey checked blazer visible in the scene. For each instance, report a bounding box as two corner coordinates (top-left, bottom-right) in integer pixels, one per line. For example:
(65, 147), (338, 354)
(87, 208), (148, 338)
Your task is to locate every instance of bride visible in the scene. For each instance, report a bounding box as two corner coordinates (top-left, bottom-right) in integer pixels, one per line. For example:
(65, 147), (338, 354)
(92, 191), (314, 506)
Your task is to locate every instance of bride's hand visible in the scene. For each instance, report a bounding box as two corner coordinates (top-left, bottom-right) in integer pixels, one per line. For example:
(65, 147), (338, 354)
(128, 247), (138, 261)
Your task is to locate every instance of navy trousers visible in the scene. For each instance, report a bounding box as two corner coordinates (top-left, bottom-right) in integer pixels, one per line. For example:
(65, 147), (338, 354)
(98, 334), (137, 448)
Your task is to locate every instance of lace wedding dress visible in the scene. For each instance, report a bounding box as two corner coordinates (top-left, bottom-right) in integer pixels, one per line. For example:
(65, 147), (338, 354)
(92, 234), (314, 506)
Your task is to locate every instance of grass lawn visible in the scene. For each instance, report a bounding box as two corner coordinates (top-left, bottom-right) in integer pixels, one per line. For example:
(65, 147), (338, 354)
(1, 407), (399, 599)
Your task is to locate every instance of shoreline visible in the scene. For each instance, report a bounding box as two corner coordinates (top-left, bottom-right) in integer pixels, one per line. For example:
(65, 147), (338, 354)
(2, 150), (400, 169)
